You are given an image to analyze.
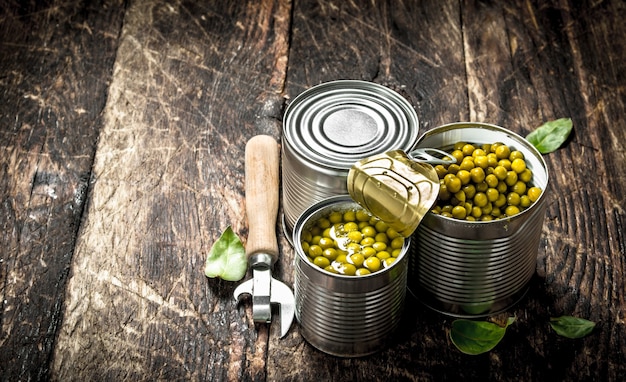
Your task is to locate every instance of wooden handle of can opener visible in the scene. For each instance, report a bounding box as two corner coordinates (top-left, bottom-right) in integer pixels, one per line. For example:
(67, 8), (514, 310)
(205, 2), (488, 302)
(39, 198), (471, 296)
(245, 135), (279, 264)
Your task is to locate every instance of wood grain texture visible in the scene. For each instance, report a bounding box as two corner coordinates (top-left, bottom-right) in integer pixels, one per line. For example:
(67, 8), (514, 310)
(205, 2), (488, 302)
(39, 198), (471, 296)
(0, 1), (125, 379)
(245, 135), (280, 260)
(0, 0), (624, 380)
(51, 0), (290, 380)
(284, 0), (469, 129)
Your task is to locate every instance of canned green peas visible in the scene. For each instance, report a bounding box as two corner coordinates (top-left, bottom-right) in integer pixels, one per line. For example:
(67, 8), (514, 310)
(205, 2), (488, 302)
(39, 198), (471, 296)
(300, 207), (404, 276)
(432, 141), (543, 221)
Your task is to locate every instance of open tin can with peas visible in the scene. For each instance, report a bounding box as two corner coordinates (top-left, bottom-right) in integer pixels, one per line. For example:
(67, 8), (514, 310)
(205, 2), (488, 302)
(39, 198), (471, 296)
(293, 196), (413, 357)
(284, 81), (549, 355)
(408, 122), (549, 317)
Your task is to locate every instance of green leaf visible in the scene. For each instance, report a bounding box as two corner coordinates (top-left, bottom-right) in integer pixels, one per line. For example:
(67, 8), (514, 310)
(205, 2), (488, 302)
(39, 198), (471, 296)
(204, 226), (248, 282)
(550, 316), (596, 339)
(449, 317), (516, 355)
(526, 118), (573, 154)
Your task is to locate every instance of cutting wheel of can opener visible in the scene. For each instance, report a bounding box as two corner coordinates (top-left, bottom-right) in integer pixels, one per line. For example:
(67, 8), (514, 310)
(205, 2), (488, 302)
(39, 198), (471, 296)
(347, 148), (454, 238)
(234, 135), (295, 338)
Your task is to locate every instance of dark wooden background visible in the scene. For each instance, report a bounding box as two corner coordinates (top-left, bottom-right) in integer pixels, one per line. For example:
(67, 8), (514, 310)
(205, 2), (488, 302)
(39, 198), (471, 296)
(1, 0), (625, 381)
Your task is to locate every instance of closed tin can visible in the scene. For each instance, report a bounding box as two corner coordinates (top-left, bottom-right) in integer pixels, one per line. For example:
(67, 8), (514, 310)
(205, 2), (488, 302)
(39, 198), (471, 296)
(293, 196), (410, 357)
(409, 122), (549, 317)
(282, 80), (420, 239)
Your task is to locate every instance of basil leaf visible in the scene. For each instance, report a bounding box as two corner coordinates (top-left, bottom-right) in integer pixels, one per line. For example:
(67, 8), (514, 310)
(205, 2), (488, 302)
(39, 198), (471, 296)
(204, 226), (248, 282)
(450, 317), (516, 355)
(526, 118), (573, 154)
(550, 316), (596, 339)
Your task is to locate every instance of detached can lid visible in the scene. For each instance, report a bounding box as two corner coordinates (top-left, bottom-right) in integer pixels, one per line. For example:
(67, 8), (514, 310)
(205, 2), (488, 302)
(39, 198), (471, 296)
(284, 80), (419, 170)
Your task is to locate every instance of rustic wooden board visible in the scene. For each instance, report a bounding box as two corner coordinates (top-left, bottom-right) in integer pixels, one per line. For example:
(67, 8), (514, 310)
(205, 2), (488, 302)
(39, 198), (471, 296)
(458, 1), (625, 380)
(276, 0), (626, 381)
(0, 0), (624, 380)
(0, 2), (125, 379)
(51, 0), (290, 380)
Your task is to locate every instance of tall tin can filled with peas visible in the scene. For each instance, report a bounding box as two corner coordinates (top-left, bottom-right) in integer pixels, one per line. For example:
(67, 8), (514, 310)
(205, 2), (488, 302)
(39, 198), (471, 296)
(292, 196), (412, 357)
(408, 122), (550, 317)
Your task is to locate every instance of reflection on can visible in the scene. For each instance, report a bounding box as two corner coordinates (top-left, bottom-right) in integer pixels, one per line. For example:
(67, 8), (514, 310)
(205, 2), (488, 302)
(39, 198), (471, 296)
(409, 122), (549, 317)
(293, 196), (410, 357)
(282, 80), (420, 241)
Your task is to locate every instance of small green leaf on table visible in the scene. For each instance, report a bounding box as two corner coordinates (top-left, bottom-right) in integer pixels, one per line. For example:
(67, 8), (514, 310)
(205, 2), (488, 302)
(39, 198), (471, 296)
(526, 118), (573, 154)
(204, 226), (247, 282)
(450, 316), (516, 355)
(549, 316), (596, 339)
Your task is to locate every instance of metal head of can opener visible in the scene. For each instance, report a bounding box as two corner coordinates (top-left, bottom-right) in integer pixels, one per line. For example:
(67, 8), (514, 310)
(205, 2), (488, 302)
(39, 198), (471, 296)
(347, 148), (452, 237)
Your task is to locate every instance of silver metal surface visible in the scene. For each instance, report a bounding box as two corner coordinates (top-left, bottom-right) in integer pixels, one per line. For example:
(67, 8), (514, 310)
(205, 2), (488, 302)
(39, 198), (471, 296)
(408, 122), (549, 317)
(282, 80), (420, 240)
(292, 196), (410, 357)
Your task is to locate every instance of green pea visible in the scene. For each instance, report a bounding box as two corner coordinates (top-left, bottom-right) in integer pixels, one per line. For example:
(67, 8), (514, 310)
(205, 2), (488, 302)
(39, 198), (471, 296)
(340, 263), (357, 276)
(473, 192), (488, 208)
(328, 211), (343, 224)
(505, 205), (520, 216)
(364, 257), (381, 272)
(308, 245), (322, 258)
(376, 251), (391, 260)
(374, 232), (389, 244)
(356, 209), (371, 222)
(372, 241), (387, 252)
(347, 230), (363, 243)
(361, 225), (377, 238)
(470, 167), (485, 183)
(486, 188), (499, 202)
(361, 246), (377, 258)
(349, 253), (365, 268)
(386, 227), (401, 240)
(511, 158), (527, 174)
(528, 187), (542, 202)
(318, 237), (335, 249)
(322, 248), (338, 261)
(505, 171), (518, 186)
(360, 236), (375, 247)
(507, 192), (521, 206)
(313, 256), (330, 268)
(343, 210), (356, 222)
(390, 236), (404, 250)
(511, 180), (527, 195)
(383, 258), (396, 267)
(452, 206), (467, 219)
(495, 145), (511, 159)
(374, 220), (389, 233)
(444, 174), (462, 193)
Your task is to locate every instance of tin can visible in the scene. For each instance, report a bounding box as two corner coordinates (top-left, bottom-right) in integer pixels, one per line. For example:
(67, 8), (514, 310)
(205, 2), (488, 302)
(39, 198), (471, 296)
(282, 80), (420, 240)
(408, 122), (549, 317)
(293, 196), (411, 357)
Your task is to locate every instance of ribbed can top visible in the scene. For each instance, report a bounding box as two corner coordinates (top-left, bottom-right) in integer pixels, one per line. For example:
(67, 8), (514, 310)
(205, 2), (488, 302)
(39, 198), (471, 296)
(283, 80), (419, 169)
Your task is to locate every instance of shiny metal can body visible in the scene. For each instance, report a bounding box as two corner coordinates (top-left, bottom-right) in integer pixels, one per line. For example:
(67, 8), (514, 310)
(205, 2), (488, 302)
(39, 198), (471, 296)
(282, 80), (420, 239)
(293, 196), (410, 357)
(409, 122), (549, 317)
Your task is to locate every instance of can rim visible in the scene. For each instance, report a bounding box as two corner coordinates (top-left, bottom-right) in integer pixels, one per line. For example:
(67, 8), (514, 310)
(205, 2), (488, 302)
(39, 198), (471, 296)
(293, 195), (410, 280)
(284, 80), (420, 170)
(416, 121), (550, 225)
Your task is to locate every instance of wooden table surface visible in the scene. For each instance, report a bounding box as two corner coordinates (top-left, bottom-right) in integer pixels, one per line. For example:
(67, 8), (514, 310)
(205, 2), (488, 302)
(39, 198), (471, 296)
(1, 0), (625, 380)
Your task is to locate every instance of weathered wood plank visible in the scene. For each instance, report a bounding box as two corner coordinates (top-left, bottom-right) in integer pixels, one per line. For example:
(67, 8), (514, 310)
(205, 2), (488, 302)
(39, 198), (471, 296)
(1, 0), (623, 380)
(0, 1), (125, 380)
(51, 0), (291, 380)
(284, 0), (469, 129)
(463, 0), (625, 379)
(274, 0), (626, 381)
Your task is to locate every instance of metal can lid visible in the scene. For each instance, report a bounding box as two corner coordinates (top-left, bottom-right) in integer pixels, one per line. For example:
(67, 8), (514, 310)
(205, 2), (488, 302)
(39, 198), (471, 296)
(284, 80), (419, 169)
